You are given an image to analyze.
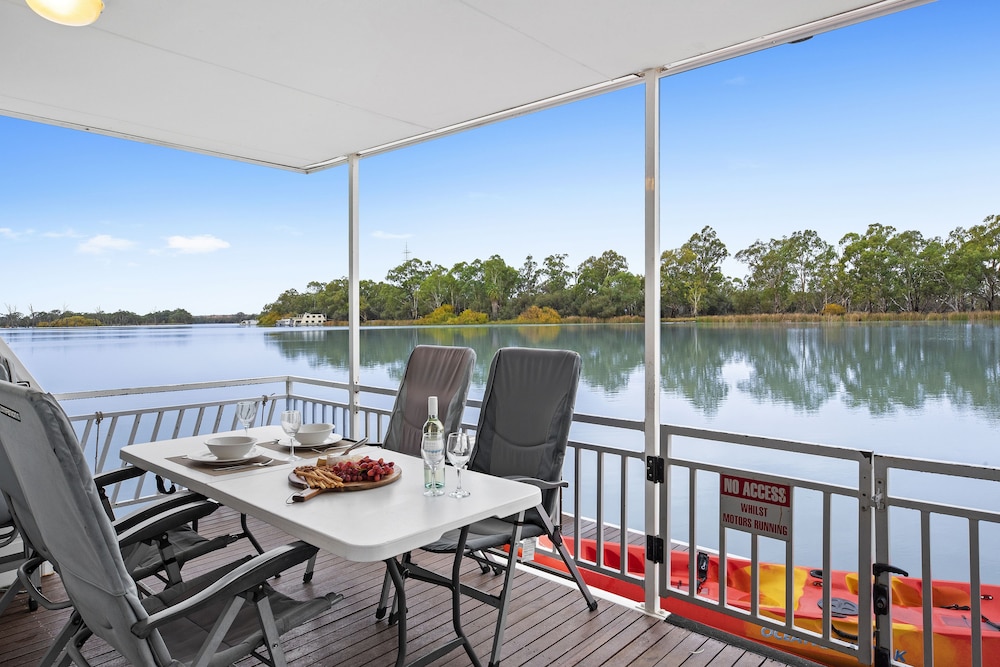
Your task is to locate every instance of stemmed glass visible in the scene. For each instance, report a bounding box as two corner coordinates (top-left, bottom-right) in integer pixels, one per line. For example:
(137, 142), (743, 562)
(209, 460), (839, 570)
(236, 401), (257, 436)
(446, 432), (473, 498)
(421, 433), (446, 497)
(281, 409), (302, 461)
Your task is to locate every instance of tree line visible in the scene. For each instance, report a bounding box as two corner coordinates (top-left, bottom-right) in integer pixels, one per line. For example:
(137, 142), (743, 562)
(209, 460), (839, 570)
(261, 213), (1000, 322)
(0, 307), (252, 328)
(4, 213), (996, 328)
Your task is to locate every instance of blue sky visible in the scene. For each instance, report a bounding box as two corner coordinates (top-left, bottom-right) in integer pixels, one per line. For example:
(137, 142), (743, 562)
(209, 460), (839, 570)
(1, 0), (997, 316)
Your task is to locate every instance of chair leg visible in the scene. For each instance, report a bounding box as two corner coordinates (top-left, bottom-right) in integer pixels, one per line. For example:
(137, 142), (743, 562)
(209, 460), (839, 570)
(488, 512), (526, 667)
(539, 513), (598, 612)
(375, 567), (393, 619)
(43, 611), (84, 667)
(376, 554), (412, 624)
(302, 553), (316, 583)
(0, 577), (22, 616)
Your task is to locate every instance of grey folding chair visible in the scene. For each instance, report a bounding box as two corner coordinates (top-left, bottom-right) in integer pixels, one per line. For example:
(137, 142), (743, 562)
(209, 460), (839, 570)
(380, 344), (477, 457)
(365, 345), (477, 618)
(391, 347), (597, 666)
(0, 380), (340, 667)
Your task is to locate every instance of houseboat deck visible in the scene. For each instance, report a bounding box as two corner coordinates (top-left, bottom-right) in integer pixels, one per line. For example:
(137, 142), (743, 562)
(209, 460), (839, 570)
(0, 506), (804, 667)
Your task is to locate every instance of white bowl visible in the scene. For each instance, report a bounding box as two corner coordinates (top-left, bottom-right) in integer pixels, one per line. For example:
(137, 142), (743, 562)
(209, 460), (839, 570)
(205, 435), (257, 459)
(296, 423), (333, 446)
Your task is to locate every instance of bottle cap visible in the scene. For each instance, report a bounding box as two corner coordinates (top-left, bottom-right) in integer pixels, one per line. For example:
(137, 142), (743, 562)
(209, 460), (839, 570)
(428, 395), (438, 416)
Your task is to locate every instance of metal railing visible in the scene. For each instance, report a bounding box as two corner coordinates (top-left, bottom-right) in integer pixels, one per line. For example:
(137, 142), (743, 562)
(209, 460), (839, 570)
(55, 375), (998, 667)
(874, 456), (1000, 667)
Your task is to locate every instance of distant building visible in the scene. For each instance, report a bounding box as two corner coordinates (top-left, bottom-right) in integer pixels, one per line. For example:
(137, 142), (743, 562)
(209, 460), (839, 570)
(239, 319), (258, 327)
(298, 313), (326, 326)
(280, 313), (326, 327)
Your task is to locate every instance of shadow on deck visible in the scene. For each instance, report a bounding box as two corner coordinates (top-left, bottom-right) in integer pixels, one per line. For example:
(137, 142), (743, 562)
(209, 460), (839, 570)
(0, 507), (805, 667)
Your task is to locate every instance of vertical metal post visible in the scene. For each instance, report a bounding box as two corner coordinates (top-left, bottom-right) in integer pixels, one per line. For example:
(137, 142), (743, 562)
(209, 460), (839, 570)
(347, 154), (362, 439)
(643, 67), (662, 615)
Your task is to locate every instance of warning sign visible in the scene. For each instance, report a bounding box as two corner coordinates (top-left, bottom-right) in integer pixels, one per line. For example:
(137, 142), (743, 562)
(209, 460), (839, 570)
(720, 474), (792, 541)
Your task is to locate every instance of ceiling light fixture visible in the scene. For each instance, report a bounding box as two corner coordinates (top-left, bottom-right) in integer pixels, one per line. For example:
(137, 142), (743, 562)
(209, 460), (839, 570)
(26, 0), (104, 27)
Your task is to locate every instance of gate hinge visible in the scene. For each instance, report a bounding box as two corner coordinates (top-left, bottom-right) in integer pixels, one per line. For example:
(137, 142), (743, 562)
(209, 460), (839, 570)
(646, 456), (665, 483)
(645, 535), (664, 564)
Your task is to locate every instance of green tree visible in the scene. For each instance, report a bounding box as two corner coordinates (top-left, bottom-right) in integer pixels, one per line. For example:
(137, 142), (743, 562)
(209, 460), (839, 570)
(480, 255), (519, 319)
(386, 258), (432, 319)
(659, 248), (689, 317)
(787, 230), (837, 313)
(964, 214), (1000, 311)
(516, 255), (541, 298)
(678, 226), (728, 317)
(416, 265), (453, 313)
(735, 238), (794, 314)
(541, 253), (572, 293)
(839, 223), (896, 313)
(887, 230), (946, 312)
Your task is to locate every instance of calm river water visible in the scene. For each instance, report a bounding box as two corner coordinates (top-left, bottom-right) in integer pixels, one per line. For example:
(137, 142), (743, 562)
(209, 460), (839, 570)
(3, 322), (998, 579)
(4, 322), (998, 465)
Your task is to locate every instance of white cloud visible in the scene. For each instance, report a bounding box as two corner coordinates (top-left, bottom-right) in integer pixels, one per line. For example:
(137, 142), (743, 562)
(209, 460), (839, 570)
(78, 234), (136, 254)
(43, 228), (83, 239)
(165, 234), (230, 254)
(725, 76), (748, 86)
(0, 228), (16, 239)
(372, 230), (412, 240)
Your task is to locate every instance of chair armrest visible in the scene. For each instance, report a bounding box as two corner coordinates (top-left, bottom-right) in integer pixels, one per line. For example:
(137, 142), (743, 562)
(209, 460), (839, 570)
(93, 465), (146, 488)
(115, 500), (220, 548)
(17, 555), (72, 611)
(504, 476), (567, 491)
(113, 492), (215, 533)
(130, 541), (319, 638)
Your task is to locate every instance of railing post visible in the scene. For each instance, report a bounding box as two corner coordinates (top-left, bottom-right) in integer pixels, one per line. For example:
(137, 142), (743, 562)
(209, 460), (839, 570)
(347, 153), (362, 439)
(642, 66), (662, 616)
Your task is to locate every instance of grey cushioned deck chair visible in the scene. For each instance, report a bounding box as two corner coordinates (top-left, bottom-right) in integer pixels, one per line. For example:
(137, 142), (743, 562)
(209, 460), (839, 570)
(0, 346), (240, 601)
(387, 347), (598, 667)
(0, 380), (340, 667)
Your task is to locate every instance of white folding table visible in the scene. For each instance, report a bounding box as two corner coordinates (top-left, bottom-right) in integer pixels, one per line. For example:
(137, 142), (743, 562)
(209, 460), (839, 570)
(121, 425), (541, 667)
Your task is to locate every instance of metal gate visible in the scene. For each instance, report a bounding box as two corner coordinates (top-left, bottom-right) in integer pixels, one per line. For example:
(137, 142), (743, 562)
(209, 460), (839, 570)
(653, 427), (1000, 667)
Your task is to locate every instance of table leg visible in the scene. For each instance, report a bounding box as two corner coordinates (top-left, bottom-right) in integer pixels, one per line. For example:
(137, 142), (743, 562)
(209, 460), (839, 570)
(384, 557), (409, 667)
(451, 526), (482, 667)
(384, 527), (482, 667)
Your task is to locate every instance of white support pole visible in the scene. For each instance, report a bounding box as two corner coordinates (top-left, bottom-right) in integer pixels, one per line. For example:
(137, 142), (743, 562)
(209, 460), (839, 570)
(347, 154), (361, 439)
(642, 68), (662, 615)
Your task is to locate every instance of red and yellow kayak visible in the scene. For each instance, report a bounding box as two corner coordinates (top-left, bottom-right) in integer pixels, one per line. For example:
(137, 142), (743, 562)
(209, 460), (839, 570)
(534, 537), (999, 666)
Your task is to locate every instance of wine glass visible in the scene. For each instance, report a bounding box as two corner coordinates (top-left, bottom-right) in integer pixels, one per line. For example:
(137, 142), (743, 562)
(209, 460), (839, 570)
(421, 434), (445, 497)
(236, 401), (257, 436)
(446, 432), (473, 498)
(280, 409), (302, 461)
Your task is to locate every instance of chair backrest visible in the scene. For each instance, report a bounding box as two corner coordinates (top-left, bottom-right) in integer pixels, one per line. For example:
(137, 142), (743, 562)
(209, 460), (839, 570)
(0, 347), (43, 555)
(0, 336), (40, 388)
(383, 345), (476, 457)
(469, 347), (581, 517)
(0, 381), (165, 665)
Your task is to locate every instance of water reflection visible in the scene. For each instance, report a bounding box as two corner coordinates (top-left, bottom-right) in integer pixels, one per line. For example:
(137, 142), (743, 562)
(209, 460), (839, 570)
(263, 322), (1000, 423)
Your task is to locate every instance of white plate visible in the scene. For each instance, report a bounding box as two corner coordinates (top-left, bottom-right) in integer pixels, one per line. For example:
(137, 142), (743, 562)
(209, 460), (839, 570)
(186, 446), (264, 465)
(280, 434), (344, 450)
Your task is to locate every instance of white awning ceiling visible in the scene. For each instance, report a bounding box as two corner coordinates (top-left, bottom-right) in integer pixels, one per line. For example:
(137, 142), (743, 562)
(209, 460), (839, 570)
(0, 0), (929, 173)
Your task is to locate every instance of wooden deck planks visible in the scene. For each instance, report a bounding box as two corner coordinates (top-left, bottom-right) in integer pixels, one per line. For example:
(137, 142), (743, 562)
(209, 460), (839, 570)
(0, 507), (798, 667)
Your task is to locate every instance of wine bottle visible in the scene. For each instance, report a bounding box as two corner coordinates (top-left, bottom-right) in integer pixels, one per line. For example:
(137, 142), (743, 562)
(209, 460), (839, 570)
(421, 395), (445, 491)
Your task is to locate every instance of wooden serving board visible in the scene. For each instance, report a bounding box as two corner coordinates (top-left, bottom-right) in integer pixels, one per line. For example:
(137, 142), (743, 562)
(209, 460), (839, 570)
(288, 466), (402, 501)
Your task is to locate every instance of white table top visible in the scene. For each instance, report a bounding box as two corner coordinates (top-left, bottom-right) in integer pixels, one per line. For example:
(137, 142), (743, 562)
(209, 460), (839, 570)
(120, 425), (541, 562)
